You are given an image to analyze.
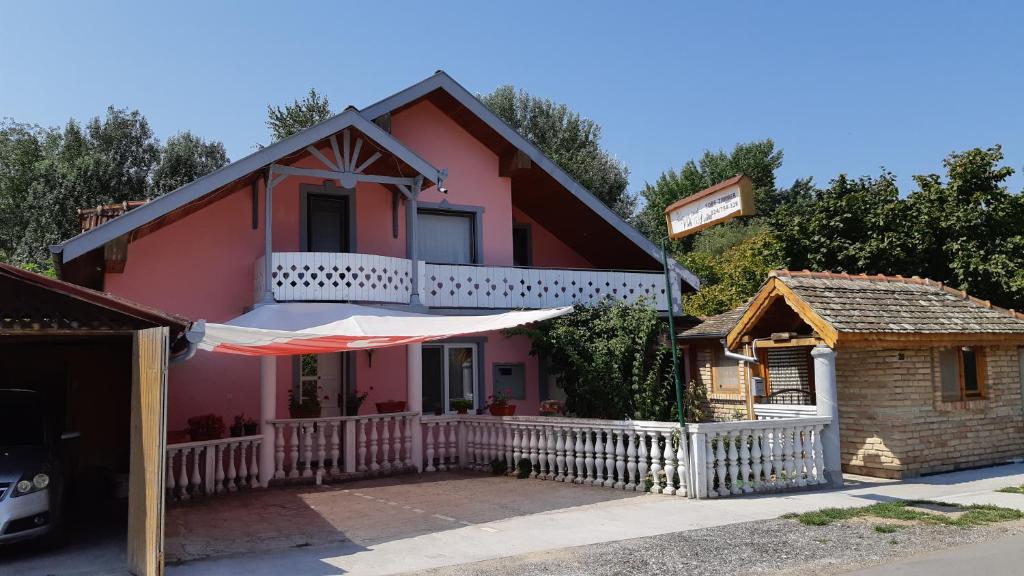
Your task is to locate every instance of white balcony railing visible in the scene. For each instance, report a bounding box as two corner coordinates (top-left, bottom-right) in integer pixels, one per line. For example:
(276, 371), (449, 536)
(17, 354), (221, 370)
(166, 435), (263, 501)
(256, 252), (677, 311)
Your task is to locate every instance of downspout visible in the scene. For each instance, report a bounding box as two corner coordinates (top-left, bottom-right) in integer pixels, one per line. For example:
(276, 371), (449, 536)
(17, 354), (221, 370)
(170, 319), (206, 365)
(719, 337), (770, 364)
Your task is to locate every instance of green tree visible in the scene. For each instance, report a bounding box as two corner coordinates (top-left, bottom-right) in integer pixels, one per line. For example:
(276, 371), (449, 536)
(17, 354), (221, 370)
(266, 88), (332, 141)
(771, 172), (915, 275)
(906, 146), (1024, 308)
(151, 131), (229, 194)
(480, 86), (634, 218)
(680, 232), (785, 317)
(1, 108), (228, 268)
(507, 300), (675, 421)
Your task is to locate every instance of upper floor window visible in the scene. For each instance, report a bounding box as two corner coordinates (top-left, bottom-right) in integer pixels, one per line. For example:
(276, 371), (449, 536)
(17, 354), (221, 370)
(939, 346), (986, 401)
(418, 209), (476, 264)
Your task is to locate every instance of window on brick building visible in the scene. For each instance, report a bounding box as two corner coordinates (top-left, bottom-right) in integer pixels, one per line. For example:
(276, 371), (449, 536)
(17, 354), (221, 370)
(939, 346), (986, 401)
(711, 348), (741, 393)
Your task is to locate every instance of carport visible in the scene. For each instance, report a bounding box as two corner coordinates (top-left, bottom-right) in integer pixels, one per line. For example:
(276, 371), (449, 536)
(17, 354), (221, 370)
(0, 263), (195, 576)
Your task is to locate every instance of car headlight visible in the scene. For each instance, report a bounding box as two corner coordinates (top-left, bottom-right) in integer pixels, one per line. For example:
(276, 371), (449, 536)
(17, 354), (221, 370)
(14, 473), (49, 496)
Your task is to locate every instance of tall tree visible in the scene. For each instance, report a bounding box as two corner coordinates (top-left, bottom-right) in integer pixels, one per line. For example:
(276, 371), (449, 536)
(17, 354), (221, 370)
(906, 146), (1024, 308)
(0, 108), (228, 268)
(151, 131), (229, 194)
(266, 88), (332, 141)
(771, 172), (915, 275)
(480, 86), (634, 218)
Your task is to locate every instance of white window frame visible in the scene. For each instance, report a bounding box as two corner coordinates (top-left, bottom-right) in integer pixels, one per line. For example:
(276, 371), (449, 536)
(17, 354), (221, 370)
(425, 343), (480, 414)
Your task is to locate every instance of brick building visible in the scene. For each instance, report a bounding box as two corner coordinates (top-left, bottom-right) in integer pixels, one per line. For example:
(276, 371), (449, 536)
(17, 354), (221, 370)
(680, 270), (1024, 479)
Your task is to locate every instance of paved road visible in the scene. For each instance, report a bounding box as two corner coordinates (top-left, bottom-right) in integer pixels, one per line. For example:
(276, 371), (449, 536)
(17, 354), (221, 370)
(846, 533), (1024, 576)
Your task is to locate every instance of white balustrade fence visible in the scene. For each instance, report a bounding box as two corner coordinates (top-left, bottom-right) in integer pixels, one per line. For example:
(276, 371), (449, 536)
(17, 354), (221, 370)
(420, 263), (673, 311)
(420, 415), (691, 496)
(269, 412), (417, 479)
(254, 252), (679, 311)
(166, 436), (262, 501)
(752, 404), (818, 420)
(687, 417), (831, 499)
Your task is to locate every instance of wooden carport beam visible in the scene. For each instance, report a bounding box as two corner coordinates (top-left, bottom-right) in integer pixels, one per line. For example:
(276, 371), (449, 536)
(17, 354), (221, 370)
(499, 149), (533, 177)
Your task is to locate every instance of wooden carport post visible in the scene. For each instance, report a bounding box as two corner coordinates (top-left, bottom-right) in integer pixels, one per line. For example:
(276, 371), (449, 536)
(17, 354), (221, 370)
(127, 327), (170, 576)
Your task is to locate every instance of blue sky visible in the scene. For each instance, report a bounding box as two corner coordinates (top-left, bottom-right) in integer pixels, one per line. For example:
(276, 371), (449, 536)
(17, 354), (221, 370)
(2, 1), (1022, 195)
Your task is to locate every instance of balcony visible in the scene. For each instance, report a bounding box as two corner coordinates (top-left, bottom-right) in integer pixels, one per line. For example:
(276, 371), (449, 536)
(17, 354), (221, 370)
(255, 252), (678, 311)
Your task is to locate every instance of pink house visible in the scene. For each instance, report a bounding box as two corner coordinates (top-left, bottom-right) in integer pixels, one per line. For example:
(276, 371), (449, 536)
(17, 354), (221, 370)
(52, 71), (698, 486)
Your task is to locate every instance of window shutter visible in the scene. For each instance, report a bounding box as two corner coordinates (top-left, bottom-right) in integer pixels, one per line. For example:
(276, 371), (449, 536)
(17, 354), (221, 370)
(939, 348), (960, 402)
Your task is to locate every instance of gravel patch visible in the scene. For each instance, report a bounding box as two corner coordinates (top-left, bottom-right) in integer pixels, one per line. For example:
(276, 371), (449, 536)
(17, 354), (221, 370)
(412, 517), (1024, 576)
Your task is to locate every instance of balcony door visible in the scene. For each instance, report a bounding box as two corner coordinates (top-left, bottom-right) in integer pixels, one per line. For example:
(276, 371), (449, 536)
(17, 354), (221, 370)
(307, 194), (350, 253)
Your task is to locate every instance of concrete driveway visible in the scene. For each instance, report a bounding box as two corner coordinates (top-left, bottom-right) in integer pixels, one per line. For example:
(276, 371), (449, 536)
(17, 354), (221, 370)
(166, 464), (1024, 576)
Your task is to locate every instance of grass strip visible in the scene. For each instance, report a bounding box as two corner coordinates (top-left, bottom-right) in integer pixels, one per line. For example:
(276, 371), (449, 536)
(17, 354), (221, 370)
(996, 485), (1024, 495)
(781, 500), (1023, 528)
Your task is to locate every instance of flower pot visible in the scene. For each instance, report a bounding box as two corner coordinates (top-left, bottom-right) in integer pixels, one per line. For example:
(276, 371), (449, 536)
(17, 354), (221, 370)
(229, 424), (244, 438)
(376, 401), (407, 414)
(456, 408), (468, 415)
(243, 423), (258, 436)
(488, 404), (516, 416)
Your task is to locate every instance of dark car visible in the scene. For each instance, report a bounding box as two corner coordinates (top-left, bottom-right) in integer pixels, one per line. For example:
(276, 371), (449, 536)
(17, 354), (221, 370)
(0, 389), (70, 545)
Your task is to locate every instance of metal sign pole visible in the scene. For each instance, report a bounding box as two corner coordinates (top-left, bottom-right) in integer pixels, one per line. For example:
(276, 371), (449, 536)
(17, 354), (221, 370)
(662, 237), (686, 428)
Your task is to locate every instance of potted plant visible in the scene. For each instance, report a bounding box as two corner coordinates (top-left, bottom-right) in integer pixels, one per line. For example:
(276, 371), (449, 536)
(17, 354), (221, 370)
(451, 398), (473, 414)
(375, 399), (407, 414)
(487, 389), (516, 416)
(229, 414), (245, 437)
(187, 414), (225, 441)
(288, 387), (322, 419)
(346, 389), (369, 416)
(243, 416), (258, 436)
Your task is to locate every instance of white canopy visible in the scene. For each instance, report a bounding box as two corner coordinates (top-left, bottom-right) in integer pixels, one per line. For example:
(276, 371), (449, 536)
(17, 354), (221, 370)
(198, 302), (572, 356)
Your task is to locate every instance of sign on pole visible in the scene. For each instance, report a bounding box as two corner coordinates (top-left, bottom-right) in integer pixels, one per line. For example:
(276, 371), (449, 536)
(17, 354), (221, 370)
(663, 174), (755, 239)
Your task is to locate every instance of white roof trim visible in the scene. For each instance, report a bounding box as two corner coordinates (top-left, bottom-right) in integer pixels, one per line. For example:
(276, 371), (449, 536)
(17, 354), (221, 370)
(361, 71), (700, 290)
(54, 109), (441, 263)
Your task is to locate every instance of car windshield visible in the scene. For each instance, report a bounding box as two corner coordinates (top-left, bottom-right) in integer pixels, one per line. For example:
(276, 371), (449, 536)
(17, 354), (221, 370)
(0, 390), (45, 446)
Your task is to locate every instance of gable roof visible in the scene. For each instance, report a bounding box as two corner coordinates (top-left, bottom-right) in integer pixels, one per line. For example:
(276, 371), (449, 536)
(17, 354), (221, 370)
(52, 108), (442, 263)
(360, 71), (699, 290)
(727, 270), (1024, 348)
(678, 304), (748, 339)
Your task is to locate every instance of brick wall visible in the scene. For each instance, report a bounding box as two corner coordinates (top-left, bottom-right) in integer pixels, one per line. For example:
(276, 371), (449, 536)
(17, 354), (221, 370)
(836, 345), (1024, 478)
(693, 344), (749, 421)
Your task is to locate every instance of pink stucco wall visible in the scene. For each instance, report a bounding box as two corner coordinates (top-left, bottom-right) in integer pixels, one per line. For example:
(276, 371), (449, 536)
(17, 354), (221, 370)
(101, 98), (591, 429)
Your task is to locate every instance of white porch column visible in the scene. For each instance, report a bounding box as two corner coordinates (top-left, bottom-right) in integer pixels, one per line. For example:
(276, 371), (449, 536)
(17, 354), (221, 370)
(259, 355), (277, 486)
(407, 343), (424, 471)
(812, 345), (843, 488)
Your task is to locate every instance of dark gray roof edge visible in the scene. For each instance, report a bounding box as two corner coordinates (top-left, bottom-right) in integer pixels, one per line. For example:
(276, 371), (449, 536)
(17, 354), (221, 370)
(54, 109), (442, 263)
(360, 71), (700, 290)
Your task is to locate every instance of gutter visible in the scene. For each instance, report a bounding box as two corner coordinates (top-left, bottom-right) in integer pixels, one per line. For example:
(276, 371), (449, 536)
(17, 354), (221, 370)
(170, 319), (206, 365)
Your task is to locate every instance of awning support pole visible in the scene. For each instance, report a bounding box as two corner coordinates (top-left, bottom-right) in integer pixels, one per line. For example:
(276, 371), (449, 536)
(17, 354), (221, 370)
(407, 343), (423, 471)
(259, 355), (277, 487)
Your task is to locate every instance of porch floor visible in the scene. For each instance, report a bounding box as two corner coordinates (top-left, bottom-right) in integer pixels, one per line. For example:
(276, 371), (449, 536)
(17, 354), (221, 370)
(165, 464), (1024, 576)
(164, 470), (644, 565)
